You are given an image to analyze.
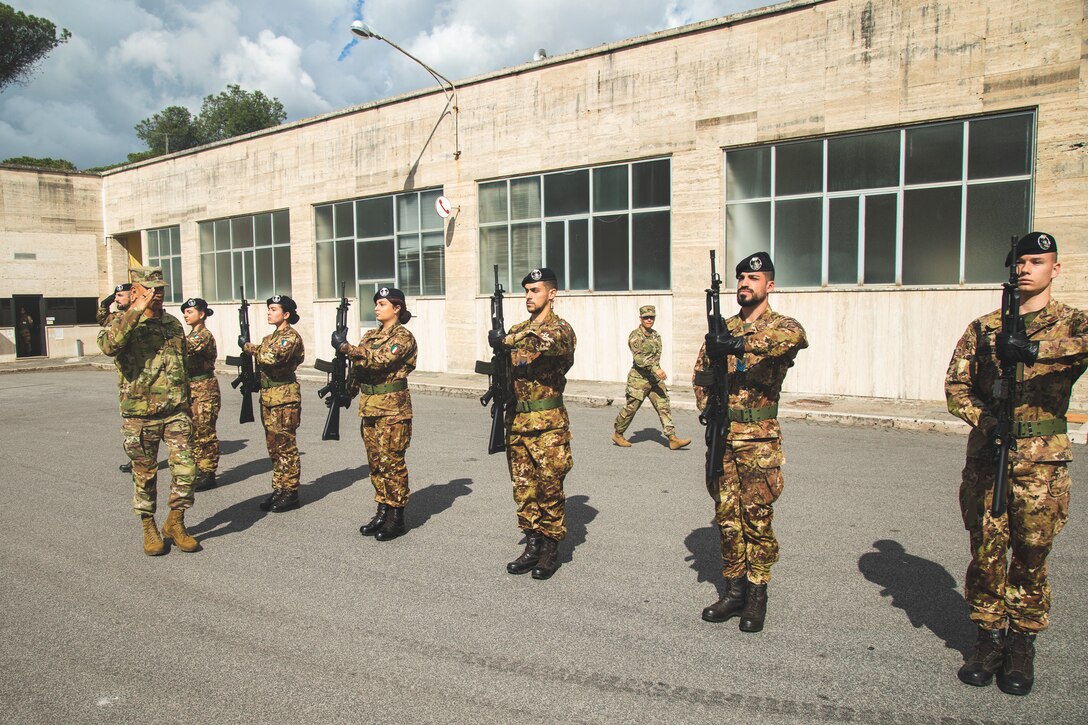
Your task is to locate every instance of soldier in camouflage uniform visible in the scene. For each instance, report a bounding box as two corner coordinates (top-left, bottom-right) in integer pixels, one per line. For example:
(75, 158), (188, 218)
(492, 267), (577, 580)
(99, 283), (135, 474)
(182, 298), (220, 491)
(946, 232), (1087, 696)
(694, 252), (807, 632)
(333, 287), (418, 541)
(97, 266), (201, 556)
(242, 294), (305, 512)
(612, 304), (690, 450)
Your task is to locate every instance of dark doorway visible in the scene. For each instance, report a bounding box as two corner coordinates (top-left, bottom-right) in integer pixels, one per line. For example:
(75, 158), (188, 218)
(13, 295), (45, 358)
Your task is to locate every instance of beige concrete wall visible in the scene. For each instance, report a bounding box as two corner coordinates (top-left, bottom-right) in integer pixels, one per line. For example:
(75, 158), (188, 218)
(93, 0), (1085, 403)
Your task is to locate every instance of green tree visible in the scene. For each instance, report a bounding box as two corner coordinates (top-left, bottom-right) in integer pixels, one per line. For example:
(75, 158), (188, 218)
(134, 105), (200, 155)
(195, 84), (286, 143)
(0, 3), (71, 90)
(2, 155), (77, 171)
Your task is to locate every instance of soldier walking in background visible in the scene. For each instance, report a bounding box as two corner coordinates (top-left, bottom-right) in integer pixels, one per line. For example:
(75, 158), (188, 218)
(97, 266), (200, 556)
(694, 252), (807, 632)
(98, 283), (135, 474)
(332, 287), (418, 541)
(243, 295), (305, 512)
(946, 232), (1087, 696)
(493, 267), (577, 580)
(182, 298), (221, 491)
(612, 304), (690, 450)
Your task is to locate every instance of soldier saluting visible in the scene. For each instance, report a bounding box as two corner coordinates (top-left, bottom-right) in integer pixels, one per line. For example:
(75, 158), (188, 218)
(946, 232), (1087, 696)
(98, 282), (135, 474)
(693, 252), (807, 632)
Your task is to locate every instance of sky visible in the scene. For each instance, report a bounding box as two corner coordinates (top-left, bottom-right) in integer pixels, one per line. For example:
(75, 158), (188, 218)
(0, 0), (773, 169)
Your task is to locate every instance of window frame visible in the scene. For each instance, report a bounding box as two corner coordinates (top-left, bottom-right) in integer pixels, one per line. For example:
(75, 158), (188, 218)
(146, 225), (183, 304)
(197, 210), (291, 303)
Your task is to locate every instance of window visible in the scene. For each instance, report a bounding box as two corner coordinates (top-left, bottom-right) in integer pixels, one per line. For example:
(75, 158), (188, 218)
(43, 298), (98, 325)
(198, 211), (291, 302)
(315, 189), (445, 320)
(478, 158), (671, 293)
(147, 226), (182, 303)
(723, 111), (1034, 286)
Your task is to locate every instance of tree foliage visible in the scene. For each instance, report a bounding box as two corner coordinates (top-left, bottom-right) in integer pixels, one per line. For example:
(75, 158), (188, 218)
(0, 3), (71, 91)
(133, 84), (287, 159)
(2, 155), (77, 171)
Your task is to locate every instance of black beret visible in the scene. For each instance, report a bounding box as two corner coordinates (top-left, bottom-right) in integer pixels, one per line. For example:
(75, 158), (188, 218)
(736, 252), (774, 277)
(1006, 231), (1058, 267)
(181, 297), (213, 316)
(373, 286), (406, 305)
(114, 283), (132, 293)
(521, 267), (558, 287)
(267, 294), (297, 312)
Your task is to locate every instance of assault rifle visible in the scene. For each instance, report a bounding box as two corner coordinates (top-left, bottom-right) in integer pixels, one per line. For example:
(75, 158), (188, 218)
(695, 251), (728, 501)
(315, 282), (354, 441)
(990, 235), (1021, 517)
(224, 288), (259, 424)
(474, 265), (514, 454)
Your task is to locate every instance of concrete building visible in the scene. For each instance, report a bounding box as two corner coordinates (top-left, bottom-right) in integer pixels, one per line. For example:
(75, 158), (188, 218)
(2, 0), (1085, 404)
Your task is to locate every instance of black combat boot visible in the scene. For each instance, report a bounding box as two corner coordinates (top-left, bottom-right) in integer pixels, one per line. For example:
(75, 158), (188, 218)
(120, 462), (133, 473)
(997, 628), (1036, 696)
(507, 532), (542, 575)
(375, 506), (405, 541)
(701, 577), (748, 623)
(194, 470), (217, 491)
(531, 536), (560, 580)
(957, 626), (1005, 686)
(360, 503), (390, 536)
(259, 489), (280, 511)
(738, 582), (768, 632)
(271, 489), (300, 512)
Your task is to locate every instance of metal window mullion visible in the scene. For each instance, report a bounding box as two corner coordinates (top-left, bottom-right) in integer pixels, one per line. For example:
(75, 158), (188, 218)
(769, 146), (777, 261)
(820, 196), (830, 286)
(627, 161), (634, 290)
(895, 130), (906, 285)
(857, 195), (866, 285)
(958, 121), (970, 285)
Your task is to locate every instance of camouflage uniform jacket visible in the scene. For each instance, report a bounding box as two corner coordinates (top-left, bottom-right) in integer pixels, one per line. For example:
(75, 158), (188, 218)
(96, 303), (119, 327)
(345, 322), (417, 422)
(185, 327), (217, 378)
(693, 307), (808, 440)
(945, 300), (1088, 462)
(97, 306), (190, 418)
(628, 326), (665, 383)
(503, 310), (577, 434)
(254, 325), (305, 407)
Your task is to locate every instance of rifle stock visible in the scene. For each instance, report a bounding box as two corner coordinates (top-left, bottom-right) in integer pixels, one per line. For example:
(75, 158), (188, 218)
(317, 282), (354, 442)
(991, 235), (1021, 517)
(476, 265), (513, 455)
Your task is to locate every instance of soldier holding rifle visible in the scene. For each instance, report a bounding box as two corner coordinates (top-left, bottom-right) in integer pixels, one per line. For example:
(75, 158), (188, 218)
(946, 232), (1087, 696)
(181, 297), (221, 491)
(693, 252), (807, 632)
(332, 287), (417, 541)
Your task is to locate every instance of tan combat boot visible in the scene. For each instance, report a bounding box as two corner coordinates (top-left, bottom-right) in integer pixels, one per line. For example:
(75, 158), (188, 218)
(611, 432), (632, 447)
(669, 435), (691, 450)
(141, 514), (166, 556)
(162, 509), (200, 552)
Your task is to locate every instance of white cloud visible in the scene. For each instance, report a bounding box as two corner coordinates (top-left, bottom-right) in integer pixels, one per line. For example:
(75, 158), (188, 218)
(221, 30), (331, 116)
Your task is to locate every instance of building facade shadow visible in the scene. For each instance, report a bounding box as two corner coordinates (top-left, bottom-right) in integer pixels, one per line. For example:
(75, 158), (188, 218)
(406, 478), (473, 531)
(857, 539), (975, 655)
(559, 494), (598, 565)
(684, 525), (726, 597)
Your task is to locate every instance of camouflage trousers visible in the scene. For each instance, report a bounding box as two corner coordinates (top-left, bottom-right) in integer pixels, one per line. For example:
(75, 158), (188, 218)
(713, 437), (784, 585)
(960, 456), (1070, 633)
(121, 411), (197, 515)
(614, 375), (675, 437)
(261, 402), (300, 492)
(189, 377), (221, 474)
(361, 417), (412, 507)
(507, 428), (573, 541)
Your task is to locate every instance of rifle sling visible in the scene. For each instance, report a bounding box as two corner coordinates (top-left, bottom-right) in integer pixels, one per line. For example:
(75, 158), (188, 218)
(358, 380), (408, 395)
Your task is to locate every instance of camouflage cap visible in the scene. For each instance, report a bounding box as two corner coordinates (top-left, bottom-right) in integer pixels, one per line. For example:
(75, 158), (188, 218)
(639, 305), (656, 318)
(129, 265), (167, 288)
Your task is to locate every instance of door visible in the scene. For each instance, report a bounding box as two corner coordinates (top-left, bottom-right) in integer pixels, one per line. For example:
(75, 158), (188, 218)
(13, 295), (45, 358)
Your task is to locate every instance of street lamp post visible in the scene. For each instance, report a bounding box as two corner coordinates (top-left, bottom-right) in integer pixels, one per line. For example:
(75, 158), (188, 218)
(351, 20), (461, 160)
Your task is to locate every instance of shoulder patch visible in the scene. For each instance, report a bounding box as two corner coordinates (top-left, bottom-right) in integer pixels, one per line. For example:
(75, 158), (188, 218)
(390, 343), (401, 354)
(280, 338), (289, 347)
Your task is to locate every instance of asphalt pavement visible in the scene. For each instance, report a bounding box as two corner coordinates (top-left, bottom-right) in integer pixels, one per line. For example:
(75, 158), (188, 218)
(1, 369), (1086, 724)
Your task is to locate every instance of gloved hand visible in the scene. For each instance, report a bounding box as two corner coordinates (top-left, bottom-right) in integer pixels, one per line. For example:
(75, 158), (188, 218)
(331, 329), (348, 350)
(488, 328), (507, 351)
(996, 331), (1038, 365)
(101, 293), (116, 309)
(237, 335), (248, 350)
(705, 331), (745, 358)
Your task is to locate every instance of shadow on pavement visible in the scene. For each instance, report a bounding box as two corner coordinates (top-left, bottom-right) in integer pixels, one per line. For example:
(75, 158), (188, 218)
(407, 478), (473, 531)
(628, 427), (668, 447)
(684, 525), (725, 597)
(218, 439), (247, 456)
(858, 539), (975, 655)
(560, 494), (598, 565)
(216, 456), (275, 488)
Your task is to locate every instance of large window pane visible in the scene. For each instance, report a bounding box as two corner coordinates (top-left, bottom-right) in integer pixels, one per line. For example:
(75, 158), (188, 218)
(255, 248), (274, 299)
(511, 223), (542, 280)
(316, 242), (335, 298)
(903, 186), (961, 285)
(231, 217), (254, 248)
(726, 202), (771, 272)
(147, 231), (159, 258)
(593, 215), (629, 291)
(272, 211), (289, 244)
(544, 221), (566, 289)
(397, 194), (419, 232)
(510, 177), (541, 220)
(775, 141), (822, 196)
(774, 198), (822, 287)
(479, 226), (509, 294)
(726, 147), (770, 200)
(968, 114), (1032, 179)
(479, 181), (508, 224)
(397, 234), (420, 295)
(216, 253), (233, 301)
(965, 181), (1030, 283)
(334, 202), (354, 238)
(335, 239), (355, 295)
(315, 206), (334, 241)
(199, 222), (214, 252)
(272, 245), (292, 295)
(632, 159), (670, 208)
(828, 197), (859, 285)
(358, 239), (395, 280)
(357, 197), (394, 238)
(593, 165), (628, 213)
(632, 211), (669, 289)
(569, 219), (589, 290)
(544, 170), (588, 216)
(906, 123), (962, 185)
(170, 258), (182, 303)
(422, 231), (445, 296)
(828, 130), (899, 191)
(864, 194), (897, 284)
(201, 253), (216, 299)
(255, 213), (273, 246)
(170, 227), (180, 255)
(420, 189), (444, 230)
(214, 220), (230, 250)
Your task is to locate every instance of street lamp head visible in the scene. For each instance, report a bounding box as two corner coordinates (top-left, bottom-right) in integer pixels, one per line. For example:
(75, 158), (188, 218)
(351, 20), (381, 40)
